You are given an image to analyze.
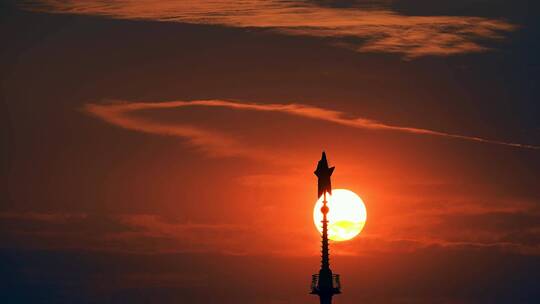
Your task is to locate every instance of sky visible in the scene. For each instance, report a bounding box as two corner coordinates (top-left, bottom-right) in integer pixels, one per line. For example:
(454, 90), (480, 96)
(1, 0), (540, 303)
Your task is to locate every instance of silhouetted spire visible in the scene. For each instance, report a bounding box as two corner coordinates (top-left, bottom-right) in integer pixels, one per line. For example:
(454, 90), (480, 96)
(311, 152), (341, 304)
(314, 151), (335, 199)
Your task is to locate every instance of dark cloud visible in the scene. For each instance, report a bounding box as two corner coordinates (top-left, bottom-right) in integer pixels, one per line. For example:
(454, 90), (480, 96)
(21, 0), (516, 58)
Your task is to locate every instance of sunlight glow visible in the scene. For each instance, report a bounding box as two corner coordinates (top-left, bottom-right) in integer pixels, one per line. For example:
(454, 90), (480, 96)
(313, 189), (367, 241)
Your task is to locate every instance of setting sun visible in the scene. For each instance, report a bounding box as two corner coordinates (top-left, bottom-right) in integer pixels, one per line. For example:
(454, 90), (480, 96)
(313, 189), (367, 241)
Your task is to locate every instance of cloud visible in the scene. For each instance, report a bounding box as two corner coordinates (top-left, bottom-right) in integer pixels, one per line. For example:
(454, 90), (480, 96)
(0, 211), (312, 255)
(22, 0), (516, 58)
(84, 99), (539, 160)
(352, 197), (540, 255)
(2, 197), (540, 256)
(84, 100), (276, 160)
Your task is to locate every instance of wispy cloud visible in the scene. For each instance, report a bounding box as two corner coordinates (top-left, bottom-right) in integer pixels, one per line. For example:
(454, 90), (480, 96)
(84, 100), (276, 160)
(0, 211), (311, 255)
(84, 99), (539, 160)
(334, 197), (540, 256)
(22, 0), (516, 58)
(3, 205), (540, 256)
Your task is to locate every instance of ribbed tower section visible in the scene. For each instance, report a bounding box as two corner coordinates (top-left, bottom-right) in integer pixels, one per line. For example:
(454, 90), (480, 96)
(311, 192), (340, 304)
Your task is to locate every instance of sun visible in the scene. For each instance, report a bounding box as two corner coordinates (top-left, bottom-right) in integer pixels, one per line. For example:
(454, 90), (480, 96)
(313, 189), (367, 241)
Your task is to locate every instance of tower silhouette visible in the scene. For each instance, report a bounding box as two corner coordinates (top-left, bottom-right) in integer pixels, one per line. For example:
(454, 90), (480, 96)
(311, 152), (341, 304)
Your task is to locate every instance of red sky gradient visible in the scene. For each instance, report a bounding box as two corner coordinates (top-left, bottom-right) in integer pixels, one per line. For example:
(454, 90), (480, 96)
(2, 1), (540, 303)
